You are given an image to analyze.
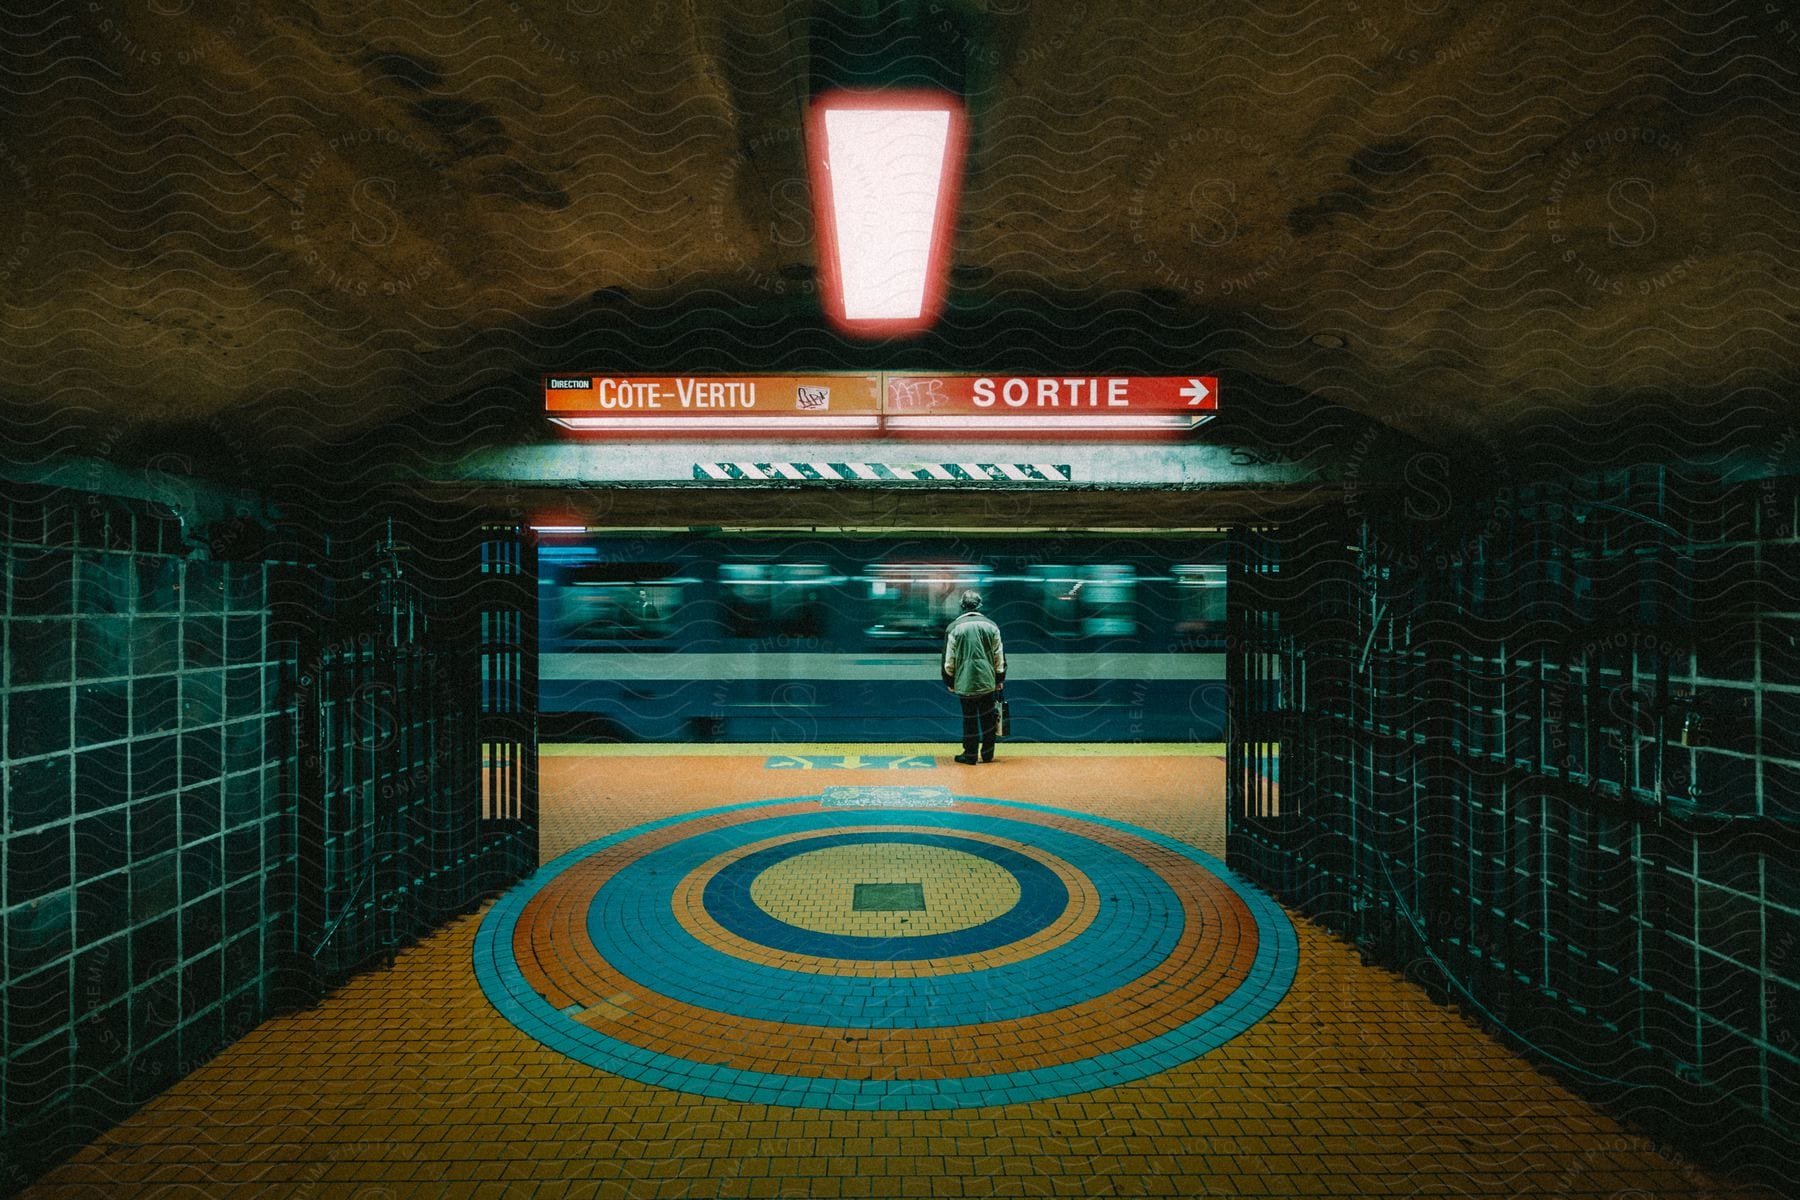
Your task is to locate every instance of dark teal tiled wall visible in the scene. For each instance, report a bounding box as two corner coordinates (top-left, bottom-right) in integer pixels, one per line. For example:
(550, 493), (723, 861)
(1, 544), (293, 1179)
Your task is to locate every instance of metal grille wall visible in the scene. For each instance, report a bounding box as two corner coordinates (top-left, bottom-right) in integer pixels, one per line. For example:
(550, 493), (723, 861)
(278, 518), (539, 988)
(1227, 467), (1799, 1183)
(476, 522), (538, 883)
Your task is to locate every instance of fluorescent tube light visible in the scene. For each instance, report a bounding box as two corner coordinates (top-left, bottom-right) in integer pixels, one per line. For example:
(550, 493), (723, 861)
(808, 91), (966, 337)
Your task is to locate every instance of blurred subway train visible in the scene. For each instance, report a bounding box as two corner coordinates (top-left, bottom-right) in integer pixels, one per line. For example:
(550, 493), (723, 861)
(537, 533), (1227, 743)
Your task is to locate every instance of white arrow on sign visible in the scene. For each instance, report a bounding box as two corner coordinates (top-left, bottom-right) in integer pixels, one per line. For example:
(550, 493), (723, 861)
(1180, 378), (1212, 406)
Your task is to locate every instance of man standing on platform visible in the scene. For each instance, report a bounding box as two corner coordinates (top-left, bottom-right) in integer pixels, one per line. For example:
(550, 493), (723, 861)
(942, 589), (1006, 765)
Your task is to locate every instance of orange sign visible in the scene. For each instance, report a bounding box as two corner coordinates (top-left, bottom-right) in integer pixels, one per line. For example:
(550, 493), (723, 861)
(545, 374), (882, 430)
(883, 374), (1217, 430)
(544, 373), (1218, 434)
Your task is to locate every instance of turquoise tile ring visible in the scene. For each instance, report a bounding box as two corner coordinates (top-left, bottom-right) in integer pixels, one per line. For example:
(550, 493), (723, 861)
(475, 796), (1296, 1109)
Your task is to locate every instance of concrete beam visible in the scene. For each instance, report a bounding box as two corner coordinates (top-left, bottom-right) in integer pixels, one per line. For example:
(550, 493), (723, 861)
(426, 438), (1362, 488)
(407, 482), (1353, 529)
(0, 455), (274, 532)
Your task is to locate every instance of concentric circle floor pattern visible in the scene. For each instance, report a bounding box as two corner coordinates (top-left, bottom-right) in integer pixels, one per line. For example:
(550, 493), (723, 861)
(476, 794), (1297, 1109)
(20, 752), (1776, 1199)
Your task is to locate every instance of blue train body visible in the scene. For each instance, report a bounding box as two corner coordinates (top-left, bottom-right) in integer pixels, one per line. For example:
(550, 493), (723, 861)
(538, 533), (1228, 743)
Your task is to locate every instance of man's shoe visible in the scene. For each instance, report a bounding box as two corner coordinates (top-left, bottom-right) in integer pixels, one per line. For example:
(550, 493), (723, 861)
(980, 752), (995, 763)
(953, 753), (980, 765)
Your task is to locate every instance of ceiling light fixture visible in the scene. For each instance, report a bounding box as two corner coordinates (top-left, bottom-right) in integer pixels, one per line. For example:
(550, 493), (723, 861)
(807, 88), (967, 338)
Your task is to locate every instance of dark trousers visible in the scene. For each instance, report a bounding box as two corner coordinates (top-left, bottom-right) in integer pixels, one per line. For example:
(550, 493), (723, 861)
(958, 692), (999, 757)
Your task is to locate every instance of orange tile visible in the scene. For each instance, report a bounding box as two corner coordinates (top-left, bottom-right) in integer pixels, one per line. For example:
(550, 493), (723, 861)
(14, 750), (1778, 1200)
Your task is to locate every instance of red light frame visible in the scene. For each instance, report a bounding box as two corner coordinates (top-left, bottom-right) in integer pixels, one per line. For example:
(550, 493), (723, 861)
(805, 88), (969, 339)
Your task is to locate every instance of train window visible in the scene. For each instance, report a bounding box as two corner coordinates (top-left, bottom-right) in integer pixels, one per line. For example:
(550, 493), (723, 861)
(559, 564), (683, 640)
(722, 563), (831, 639)
(865, 563), (991, 638)
(1174, 564), (1227, 629)
(1033, 565), (1137, 637)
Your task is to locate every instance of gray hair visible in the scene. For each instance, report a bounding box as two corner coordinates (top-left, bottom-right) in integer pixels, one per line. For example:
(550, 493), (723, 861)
(959, 589), (983, 612)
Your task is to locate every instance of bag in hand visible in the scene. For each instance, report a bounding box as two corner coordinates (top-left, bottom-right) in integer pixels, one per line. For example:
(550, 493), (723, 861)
(995, 695), (1010, 738)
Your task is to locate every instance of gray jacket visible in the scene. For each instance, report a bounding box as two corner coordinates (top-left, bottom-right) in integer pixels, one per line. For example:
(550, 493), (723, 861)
(943, 611), (1006, 696)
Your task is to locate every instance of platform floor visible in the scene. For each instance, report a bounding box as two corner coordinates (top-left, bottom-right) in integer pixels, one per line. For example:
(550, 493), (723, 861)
(21, 748), (1771, 1198)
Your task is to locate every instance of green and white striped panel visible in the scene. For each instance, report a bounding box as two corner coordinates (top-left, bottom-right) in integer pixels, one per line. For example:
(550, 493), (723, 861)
(693, 462), (1074, 482)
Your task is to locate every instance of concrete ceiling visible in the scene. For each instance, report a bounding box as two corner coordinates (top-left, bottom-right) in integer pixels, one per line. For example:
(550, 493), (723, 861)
(1, 0), (1798, 476)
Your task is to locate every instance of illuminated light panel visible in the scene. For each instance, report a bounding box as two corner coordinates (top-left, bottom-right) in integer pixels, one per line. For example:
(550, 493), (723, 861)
(882, 414), (1212, 431)
(808, 90), (967, 337)
(549, 415), (880, 431)
(824, 107), (948, 318)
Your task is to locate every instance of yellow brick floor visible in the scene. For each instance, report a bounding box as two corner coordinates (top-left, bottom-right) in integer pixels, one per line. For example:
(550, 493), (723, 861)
(18, 748), (1774, 1198)
(751, 845), (1018, 937)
